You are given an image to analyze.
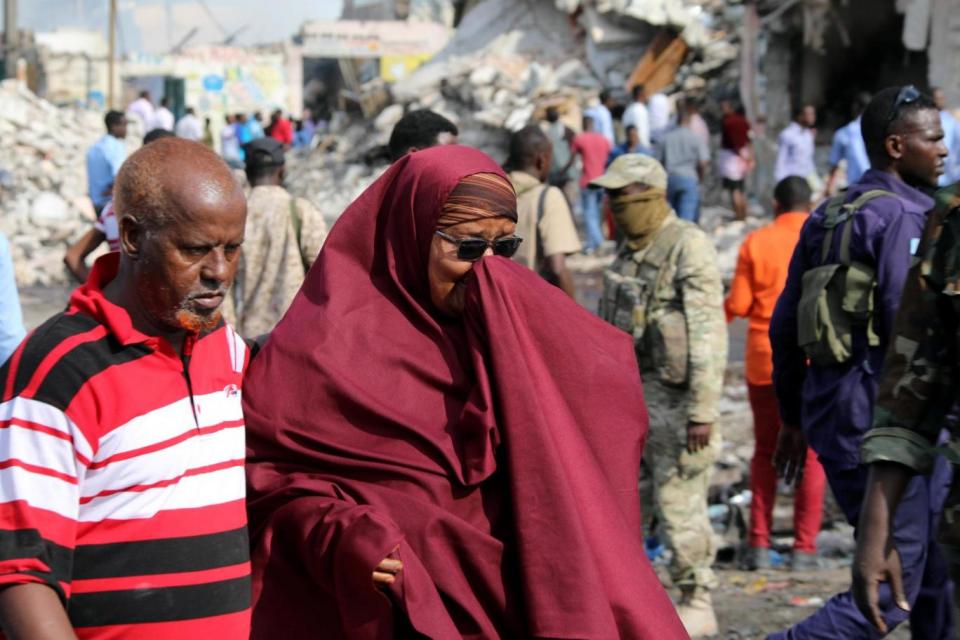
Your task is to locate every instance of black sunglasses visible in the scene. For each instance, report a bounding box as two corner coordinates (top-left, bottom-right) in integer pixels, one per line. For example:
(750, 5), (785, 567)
(435, 230), (523, 261)
(887, 85), (921, 124)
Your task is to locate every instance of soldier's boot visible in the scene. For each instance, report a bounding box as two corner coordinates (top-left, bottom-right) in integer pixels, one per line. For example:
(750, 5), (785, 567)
(676, 587), (718, 638)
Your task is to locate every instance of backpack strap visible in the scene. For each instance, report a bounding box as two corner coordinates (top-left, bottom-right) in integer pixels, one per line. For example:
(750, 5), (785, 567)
(536, 185), (550, 224)
(820, 195), (847, 264)
(533, 185), (551, 265)
(838, 190), (897, 266)
(821, 189), (897, 266)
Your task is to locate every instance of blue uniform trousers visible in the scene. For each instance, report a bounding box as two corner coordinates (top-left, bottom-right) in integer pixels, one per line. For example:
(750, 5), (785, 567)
(767, 456), (954, 639)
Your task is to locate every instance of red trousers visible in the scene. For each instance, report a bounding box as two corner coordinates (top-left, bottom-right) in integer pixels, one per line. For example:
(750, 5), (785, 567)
(748, 383), (826, 552)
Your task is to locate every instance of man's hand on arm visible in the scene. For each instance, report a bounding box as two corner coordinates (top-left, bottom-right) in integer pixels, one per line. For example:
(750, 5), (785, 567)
(773, 422), (807, 486)
(686, 422), (712, 453)
(852, 462), (914, 634)
(0, 583), (75, 640)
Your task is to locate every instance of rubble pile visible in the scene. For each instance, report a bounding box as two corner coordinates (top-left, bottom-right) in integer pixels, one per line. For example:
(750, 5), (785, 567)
(393, 0), (598, 147)
(286, 0), (741, 217)
(283, 122), (385, 222)
(700, 204), (767, 284)
(0, 80), (139, 286)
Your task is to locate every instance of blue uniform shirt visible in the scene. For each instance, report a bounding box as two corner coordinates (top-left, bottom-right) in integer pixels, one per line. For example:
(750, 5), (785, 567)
(770, 169), (932, 469)
(0, 233), (25, 365)
(85, 134), (126, 208)
(828, 118), (870, 187)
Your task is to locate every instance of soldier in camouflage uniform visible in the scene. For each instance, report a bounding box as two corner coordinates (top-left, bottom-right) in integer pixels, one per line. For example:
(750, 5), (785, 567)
(854, 182), (960, 636)
(222, 138), (328, 338)
(593, 154), (727, 638)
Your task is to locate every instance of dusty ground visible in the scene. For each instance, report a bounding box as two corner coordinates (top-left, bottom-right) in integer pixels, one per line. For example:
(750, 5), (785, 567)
(18, 275), (911, 639)
(712, 565), (910, 639)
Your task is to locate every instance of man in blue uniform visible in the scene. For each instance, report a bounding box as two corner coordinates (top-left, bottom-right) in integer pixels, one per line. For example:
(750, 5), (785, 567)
(770, 86), (952, 638)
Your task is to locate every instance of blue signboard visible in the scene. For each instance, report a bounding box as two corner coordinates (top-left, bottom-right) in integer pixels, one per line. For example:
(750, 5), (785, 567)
(202, 74), (225, 92)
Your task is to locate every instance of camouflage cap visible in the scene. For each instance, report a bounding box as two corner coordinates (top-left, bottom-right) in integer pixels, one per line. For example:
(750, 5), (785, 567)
(589, 153), (668, 190)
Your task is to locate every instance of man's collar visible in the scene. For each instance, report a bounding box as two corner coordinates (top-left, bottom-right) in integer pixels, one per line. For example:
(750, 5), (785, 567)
(250, 183), (286, 193)
(774, 211), (809, 228)
(855, 169), (935, 212)
(509, 170), (540, 187)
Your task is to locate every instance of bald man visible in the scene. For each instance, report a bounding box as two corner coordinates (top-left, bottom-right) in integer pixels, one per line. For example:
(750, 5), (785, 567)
(0, 138), (252, 639)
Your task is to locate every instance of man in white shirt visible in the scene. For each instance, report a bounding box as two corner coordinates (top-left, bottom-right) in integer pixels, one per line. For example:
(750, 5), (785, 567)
(151, 97), (175, 131)
(774, 105), (817, 184)
(126, 90), (154, 129)
(648, 92), (672, 144)
(175, 107), (204, 141)
(584, 90), (617, 147)
(622, 85), (651, 149)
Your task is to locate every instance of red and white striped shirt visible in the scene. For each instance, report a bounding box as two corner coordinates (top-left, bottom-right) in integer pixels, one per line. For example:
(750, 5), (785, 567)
(0, 254), (251, 638)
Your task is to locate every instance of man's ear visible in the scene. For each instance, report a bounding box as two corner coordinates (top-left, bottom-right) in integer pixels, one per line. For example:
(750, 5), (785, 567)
(537, 151), (550, 174)
(119, 213), (146, 260)
(884, 133), (904, 161)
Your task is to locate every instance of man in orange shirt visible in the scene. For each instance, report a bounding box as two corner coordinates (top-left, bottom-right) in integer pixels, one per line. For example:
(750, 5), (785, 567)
(725, 176), (826, 570)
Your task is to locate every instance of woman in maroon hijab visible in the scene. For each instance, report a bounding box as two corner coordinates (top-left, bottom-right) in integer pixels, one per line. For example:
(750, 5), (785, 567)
(243, 145), (687, 639)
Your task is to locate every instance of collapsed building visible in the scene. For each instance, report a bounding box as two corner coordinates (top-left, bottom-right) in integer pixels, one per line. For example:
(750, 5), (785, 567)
(0, 80), (142, 287)
(285, 0), (740, 227)
(4, 0), (960, 290)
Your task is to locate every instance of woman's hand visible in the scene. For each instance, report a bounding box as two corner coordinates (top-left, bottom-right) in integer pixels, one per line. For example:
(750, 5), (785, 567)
(373, 548), (403, 587)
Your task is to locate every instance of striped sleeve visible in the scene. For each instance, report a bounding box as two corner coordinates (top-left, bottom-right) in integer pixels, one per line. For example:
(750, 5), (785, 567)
(0, 395), (92, 600)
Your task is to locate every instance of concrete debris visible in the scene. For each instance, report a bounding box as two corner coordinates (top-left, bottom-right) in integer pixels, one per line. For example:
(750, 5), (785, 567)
(284, 148), (384, 230)
(699, 204), (767, 285)
(285, 0), (742, 222)
(373, 103), (405, 133)
(0, 80), (141, 287)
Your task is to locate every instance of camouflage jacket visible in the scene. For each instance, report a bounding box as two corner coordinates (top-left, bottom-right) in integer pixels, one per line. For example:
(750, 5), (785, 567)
(861, 183), (960, 473)
(599, 212), (727, 424)
(221, 185), (328, 339)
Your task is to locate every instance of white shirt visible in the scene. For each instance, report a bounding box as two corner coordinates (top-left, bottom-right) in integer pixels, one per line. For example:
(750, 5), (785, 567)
(648, 93), (671, 136)
(151, 107), (175, 132)
(127, 97), (154, 127)
(220, 126), (241, 163)
(774, 121), (816, 182)
(175, 114), (204, 141)
(621, 101), (651, 148)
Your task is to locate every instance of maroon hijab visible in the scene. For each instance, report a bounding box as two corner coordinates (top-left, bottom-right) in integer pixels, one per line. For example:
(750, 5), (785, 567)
(244, 145), (686, 639)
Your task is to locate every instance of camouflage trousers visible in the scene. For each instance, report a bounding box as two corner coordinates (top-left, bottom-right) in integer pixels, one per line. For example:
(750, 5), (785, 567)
(644, 383), (721, 591)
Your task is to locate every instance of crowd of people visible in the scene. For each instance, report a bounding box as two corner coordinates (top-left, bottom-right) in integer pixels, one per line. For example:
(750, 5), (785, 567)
(0, 79), (956, 640)
(125, 90), (323, 170)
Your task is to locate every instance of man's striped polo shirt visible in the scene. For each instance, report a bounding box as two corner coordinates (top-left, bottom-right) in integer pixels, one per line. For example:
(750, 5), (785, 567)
(0, 255), (251, 638)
